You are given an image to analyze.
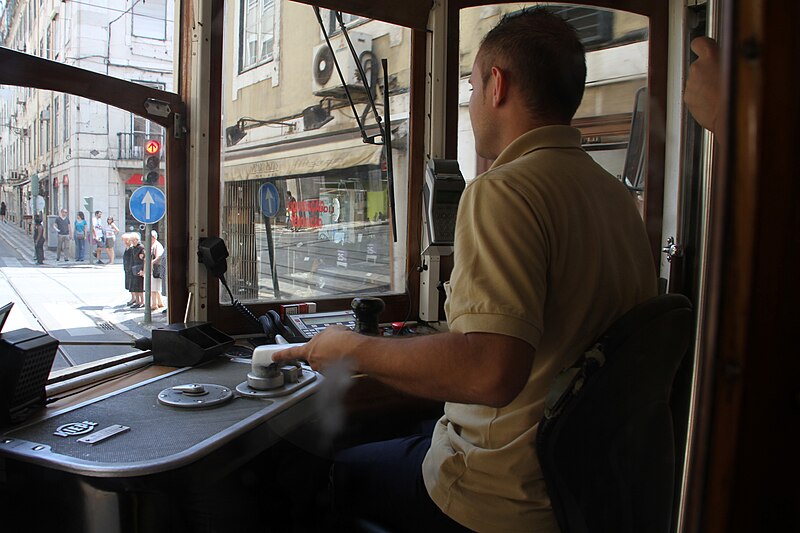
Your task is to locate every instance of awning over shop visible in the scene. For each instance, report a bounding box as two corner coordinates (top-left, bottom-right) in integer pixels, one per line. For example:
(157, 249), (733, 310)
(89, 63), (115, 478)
(127, 173), (166, 186)
(223, 138), (383, 182)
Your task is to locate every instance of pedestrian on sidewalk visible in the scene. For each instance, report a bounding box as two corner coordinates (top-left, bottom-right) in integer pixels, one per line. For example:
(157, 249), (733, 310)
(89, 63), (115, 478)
(74, 211), (87, 261)
(130, 232), (145, 308)
(104, 217), (120, 264)
(122, 233), (135, 305)
(92, 211), (105, 264)
(53, 209), (71, 261)
(0, 201), (6, 223)
(286, 190), (296, 231)
(33, 216), (45, 265)
(159, 246), (168, 314)
(150, 230), (165, 310)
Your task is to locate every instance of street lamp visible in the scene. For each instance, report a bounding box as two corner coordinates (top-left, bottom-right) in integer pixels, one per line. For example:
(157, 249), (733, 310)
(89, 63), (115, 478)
(1, 122), (29, 136)
(302, 103), (334, 131)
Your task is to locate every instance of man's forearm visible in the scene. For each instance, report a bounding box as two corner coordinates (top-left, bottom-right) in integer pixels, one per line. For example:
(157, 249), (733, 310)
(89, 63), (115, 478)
(320, 331), (533, 407)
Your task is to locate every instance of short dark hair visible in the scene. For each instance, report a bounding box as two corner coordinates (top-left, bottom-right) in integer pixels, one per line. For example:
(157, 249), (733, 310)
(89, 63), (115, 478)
(478, 7), (586, 123)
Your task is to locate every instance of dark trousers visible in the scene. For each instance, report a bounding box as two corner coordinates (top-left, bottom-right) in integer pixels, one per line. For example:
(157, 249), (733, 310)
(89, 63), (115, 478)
(34, 242), (44, 263)
(331, 420), (473, 533)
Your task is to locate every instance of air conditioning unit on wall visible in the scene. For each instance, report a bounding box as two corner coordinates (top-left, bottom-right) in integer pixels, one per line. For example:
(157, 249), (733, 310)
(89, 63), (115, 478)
(311, 32), (373, 95)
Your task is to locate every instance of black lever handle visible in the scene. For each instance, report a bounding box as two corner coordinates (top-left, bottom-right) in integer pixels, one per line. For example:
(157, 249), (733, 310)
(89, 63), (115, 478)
(351, 297), (385, 335)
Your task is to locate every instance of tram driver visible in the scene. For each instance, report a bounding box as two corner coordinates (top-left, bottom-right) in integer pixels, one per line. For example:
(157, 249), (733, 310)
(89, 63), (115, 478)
(276, 8), (657, 533)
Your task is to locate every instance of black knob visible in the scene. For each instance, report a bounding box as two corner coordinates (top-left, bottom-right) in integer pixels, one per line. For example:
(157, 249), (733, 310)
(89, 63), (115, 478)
(351, 297), (385, 335)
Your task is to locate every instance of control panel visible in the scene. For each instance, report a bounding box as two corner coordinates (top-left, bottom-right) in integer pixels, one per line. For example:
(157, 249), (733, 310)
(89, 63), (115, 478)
(286, 310), (357, 340)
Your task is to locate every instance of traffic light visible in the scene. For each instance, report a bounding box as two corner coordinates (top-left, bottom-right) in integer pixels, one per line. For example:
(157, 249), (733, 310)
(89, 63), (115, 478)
(83, 196), (93, 214)
(143, 139), (161, 185)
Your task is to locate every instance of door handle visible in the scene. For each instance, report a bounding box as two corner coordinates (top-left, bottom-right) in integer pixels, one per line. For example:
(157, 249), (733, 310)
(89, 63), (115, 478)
(662, 236), (684, 263)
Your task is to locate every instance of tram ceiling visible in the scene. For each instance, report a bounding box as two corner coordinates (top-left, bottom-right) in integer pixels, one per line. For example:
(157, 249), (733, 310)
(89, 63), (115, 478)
(454, 0), (652, 17)
(279, 0), (658, 29)
(289, 0), (433, 30)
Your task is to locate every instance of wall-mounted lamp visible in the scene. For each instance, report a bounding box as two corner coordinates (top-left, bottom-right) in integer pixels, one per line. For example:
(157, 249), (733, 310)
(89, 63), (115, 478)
(1, 123), (28, 136)
(225, 117), (296, 147)
(225, 124), (247, 147)
(303, 103), (333, 131)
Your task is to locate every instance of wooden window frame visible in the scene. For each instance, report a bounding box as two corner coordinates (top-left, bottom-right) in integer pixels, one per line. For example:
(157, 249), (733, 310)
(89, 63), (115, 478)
(205, 0), (428, 333)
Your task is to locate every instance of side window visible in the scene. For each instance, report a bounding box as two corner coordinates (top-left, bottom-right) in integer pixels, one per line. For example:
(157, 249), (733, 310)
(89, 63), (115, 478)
(0, 1), (177, 379)
(0, 84), (170, 377)
(458, 4), (649, 201)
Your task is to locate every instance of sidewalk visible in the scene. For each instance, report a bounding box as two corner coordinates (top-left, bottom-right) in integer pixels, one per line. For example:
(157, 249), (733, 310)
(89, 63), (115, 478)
(0, 219), (168, 340)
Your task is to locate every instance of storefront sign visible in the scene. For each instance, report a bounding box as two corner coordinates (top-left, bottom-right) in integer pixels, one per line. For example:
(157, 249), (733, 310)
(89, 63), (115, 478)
(287, 199), (334, 228)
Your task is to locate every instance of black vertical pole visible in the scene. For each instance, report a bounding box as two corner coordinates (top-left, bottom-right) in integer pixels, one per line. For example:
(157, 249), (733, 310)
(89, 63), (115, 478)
(144, 223), (152, 324)
(382, 58), (397, 243)
(263, 215), (281, 299)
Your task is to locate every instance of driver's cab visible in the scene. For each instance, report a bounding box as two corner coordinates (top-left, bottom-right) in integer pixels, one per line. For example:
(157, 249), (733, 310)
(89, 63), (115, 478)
(0, 0), (795, 531)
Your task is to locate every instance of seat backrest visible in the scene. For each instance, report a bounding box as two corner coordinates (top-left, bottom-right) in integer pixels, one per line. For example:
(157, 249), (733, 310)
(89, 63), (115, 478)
(536, 293), (693, 533)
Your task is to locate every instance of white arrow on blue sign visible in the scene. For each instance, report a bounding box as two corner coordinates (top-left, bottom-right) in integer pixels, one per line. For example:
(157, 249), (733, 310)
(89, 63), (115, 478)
(129, 186), (166, 224)
(259, 182), (281, 217)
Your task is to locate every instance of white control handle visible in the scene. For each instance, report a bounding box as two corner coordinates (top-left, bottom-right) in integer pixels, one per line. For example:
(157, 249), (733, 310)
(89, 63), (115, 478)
(251, 343), (305, 369)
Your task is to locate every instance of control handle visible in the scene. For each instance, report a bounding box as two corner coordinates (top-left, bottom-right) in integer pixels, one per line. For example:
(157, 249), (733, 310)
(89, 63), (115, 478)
(351, 297), (385, 335)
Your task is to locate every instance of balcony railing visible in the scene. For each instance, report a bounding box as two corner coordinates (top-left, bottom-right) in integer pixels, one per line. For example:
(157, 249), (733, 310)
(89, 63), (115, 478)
(117, 132), (164, 161)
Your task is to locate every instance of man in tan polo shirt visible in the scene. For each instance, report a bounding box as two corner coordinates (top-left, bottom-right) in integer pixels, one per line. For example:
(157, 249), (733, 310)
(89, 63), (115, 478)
(275, 8), (656, 532)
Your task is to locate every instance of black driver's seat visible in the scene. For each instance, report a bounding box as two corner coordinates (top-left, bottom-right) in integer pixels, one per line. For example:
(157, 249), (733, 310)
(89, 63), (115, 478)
(536, 293), (693, 533)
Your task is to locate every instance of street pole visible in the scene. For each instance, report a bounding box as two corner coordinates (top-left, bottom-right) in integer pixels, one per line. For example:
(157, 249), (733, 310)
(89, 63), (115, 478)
(263, 214), (281, 299)
(144, 223), (152, 324)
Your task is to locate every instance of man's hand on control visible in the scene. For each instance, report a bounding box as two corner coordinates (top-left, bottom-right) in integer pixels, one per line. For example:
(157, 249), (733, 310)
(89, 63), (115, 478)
(272, 325), (358, 372)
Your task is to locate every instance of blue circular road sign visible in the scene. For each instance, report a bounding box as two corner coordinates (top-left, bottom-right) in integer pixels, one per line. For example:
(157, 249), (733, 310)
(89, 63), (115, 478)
(129, 186), (166, 224)
(259, 182), (281, 217)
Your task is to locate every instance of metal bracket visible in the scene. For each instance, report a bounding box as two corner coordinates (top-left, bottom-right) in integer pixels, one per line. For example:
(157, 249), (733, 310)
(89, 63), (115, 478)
(144, 98), (172, 118)
(174, 112), (187, 139)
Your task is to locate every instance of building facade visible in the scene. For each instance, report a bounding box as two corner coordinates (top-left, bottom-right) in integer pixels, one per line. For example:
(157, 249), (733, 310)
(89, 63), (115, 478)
(0, 0), (174, 252)
(220, 2), (413, 301)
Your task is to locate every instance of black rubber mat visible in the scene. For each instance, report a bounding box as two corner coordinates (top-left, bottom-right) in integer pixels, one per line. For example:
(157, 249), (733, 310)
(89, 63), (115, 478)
(0, 358), (319, 475)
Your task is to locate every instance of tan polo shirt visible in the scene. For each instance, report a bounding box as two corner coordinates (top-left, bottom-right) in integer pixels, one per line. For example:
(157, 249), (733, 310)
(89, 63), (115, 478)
(422, 125), (657, 532)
